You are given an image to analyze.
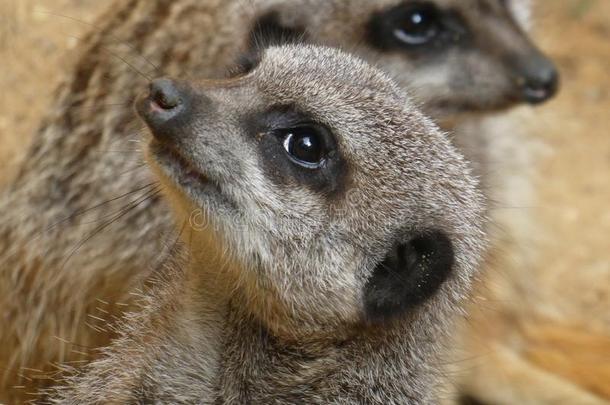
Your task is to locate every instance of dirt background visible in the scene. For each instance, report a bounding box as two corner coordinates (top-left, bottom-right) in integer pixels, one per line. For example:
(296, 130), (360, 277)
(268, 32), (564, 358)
(0, 0), (608, 402)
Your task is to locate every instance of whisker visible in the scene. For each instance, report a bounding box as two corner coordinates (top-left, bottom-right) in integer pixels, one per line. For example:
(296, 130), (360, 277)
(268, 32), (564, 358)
(59, 187), (162, 271)
(37, 10), (162, 74)
(101, 47), (152, 81)
(73, 184), (161, 227)
(38, 182), (158, 237)
(64, 101), (134, 113)
(99, 150), (142, 154)
(152, 219), (188, 272)
(75, 183), (161, 226)
(117, 163), (148, 177)
(60, 32), (153, 81)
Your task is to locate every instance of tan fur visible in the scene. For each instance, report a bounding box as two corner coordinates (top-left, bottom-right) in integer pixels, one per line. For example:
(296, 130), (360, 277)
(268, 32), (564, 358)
(50, 44), (487, 403)
(0, 0), (554, 401)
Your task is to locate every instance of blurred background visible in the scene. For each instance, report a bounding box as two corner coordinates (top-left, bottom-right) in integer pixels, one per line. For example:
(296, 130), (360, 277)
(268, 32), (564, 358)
(0, 0), (608, 403)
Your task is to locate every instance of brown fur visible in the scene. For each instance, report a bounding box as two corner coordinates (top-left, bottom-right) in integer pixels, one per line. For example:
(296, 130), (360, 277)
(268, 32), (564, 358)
(50, 44), (487, 403)
(0, 0), (553, 401)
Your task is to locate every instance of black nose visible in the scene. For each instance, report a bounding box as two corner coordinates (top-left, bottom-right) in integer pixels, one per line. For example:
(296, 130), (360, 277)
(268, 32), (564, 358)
(519, 57), (559, 105)
(150, 78), (185, 115)
(136, 78), (191, 140)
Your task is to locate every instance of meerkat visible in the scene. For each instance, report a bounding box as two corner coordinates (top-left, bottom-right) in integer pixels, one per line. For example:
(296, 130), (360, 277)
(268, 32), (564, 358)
(48, 43), (487, 404)
(0, 0), (556, 401)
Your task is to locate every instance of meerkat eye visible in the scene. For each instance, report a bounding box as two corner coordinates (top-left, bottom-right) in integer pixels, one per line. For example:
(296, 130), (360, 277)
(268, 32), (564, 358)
(367, 2), (449, 51)
(394, 3), (439, 45)
(280, 127), (327, 168)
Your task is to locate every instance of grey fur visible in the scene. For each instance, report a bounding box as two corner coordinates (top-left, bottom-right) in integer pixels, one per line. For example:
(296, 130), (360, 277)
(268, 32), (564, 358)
(51, 44), (487, 404)
(0, 0), (550, 400)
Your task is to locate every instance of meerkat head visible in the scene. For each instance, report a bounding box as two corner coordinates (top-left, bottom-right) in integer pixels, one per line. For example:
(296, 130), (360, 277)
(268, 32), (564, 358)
(246, 0), (558, 118)
(136, 45), (486, 340)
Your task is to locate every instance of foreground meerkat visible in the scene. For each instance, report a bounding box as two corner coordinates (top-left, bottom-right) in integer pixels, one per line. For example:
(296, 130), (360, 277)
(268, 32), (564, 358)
(0, 0), (555, 400)
(50, 44), (487, 404)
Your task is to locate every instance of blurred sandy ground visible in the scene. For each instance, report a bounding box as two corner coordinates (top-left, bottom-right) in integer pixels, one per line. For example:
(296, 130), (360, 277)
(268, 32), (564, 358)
(0, 0), (608, 402)
(509, 0), (610, 396)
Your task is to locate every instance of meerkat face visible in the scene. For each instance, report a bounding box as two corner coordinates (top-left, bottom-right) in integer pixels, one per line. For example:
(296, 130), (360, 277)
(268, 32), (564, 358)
(137, 45), (485, 338)
(248, 0), (557, 118)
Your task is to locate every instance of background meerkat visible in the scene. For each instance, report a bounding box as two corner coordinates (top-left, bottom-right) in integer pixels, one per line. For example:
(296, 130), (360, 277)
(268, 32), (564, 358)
(0, 0), (557, 402)
(49, 44), (487, 403)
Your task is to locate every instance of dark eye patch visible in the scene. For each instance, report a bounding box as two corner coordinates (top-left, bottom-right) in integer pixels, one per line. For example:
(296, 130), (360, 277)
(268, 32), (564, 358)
(244, 106), (349, 199)
(366, 2), (468, 54)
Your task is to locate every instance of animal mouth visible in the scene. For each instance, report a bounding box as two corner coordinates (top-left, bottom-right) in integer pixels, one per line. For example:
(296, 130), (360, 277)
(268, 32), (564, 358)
(150, 141), (209, 187)
(428, 94), (521, 116)
(149, 141), (231, 203)
(149, 141), (240, 220)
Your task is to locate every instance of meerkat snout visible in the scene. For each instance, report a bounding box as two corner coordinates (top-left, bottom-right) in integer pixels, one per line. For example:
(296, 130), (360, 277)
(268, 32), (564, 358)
(516, 54), (559, 104)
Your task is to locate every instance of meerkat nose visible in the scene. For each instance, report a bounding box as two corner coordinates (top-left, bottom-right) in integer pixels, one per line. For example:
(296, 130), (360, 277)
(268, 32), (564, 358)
(136, 77), (193, 140)
(150, 78), (184, 112)
(518, 56), (560, 105)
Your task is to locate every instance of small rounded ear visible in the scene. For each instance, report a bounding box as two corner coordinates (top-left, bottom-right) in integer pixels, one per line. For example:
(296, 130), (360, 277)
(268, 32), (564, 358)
(231, 51), (263, 77)
(248, 12), (308, 51)
(364, 230), (454, 323)
(230, 13), (307, 78)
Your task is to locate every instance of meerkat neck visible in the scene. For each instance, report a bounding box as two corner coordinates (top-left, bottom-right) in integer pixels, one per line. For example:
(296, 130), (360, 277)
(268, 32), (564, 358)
(152, 219), (443, 402)
(183, 299), (440, 402)
(174, 257), (440, 403)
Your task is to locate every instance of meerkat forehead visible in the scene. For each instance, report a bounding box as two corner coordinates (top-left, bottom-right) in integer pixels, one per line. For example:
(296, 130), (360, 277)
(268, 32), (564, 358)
(254, 46), (408, 131)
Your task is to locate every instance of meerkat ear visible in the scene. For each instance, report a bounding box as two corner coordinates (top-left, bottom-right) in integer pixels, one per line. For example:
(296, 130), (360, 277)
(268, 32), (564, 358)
(231, 13), (306, 77)
(248, 12), (308, 51)
(364, 231), (454, 323)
